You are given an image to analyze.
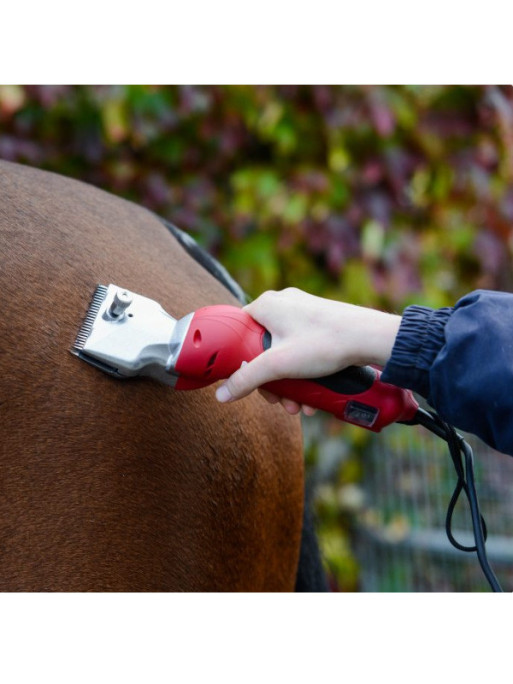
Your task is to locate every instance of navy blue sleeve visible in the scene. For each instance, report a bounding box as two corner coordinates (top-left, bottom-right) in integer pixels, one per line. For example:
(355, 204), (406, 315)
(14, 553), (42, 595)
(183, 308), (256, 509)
(381, 290), (513, 455)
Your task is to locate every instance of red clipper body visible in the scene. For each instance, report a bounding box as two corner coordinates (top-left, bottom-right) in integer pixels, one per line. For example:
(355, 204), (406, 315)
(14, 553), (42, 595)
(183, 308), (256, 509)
(173, 305), (419, 432)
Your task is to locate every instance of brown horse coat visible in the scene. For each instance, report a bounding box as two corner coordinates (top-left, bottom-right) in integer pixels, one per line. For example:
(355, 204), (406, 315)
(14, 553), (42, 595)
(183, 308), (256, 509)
(0, 160), (304, 591)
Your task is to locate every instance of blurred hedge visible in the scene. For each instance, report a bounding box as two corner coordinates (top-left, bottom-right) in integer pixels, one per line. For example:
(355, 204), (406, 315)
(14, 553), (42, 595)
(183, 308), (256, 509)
(1, 85), (512, 310)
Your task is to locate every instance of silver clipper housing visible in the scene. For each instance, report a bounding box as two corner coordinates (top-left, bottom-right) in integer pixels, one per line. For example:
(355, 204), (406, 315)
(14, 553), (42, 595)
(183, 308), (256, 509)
(71, 284), (192, 386)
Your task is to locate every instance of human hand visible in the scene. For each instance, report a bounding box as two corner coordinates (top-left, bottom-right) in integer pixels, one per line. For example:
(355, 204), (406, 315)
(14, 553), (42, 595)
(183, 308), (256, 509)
(215, 288), (401, 415)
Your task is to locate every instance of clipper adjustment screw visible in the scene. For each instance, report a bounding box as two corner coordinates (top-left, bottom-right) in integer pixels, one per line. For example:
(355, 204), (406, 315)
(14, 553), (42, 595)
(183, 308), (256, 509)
(109, 289), (133, 318)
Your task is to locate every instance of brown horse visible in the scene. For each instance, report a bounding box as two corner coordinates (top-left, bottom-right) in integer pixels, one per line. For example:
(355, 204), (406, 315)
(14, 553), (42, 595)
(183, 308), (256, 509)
(0, 159), (319, 591)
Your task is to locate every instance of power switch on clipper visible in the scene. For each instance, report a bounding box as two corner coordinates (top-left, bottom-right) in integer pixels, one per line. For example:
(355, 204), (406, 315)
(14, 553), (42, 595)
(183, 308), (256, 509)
(344, 401), (379, 428)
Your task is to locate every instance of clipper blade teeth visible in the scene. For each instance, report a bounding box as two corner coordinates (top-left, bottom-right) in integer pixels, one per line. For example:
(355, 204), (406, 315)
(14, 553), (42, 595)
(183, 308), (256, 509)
(72, 284), (108, 351)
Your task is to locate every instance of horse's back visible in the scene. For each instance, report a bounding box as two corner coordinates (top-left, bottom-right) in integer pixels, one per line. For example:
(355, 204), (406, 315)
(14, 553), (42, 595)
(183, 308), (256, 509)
(0, 160), (304, 591)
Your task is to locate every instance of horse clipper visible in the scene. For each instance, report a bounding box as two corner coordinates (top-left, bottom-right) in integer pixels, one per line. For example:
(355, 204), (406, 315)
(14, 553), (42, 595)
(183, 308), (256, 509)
(71, 283), (419, 431)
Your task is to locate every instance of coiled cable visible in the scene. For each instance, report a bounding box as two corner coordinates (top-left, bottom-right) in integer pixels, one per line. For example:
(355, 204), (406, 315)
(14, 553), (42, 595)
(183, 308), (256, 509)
(411, 407), (502, 592)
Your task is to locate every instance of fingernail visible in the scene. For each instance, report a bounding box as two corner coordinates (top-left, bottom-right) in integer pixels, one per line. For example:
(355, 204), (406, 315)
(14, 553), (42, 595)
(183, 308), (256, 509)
(216, 385), (233, 403)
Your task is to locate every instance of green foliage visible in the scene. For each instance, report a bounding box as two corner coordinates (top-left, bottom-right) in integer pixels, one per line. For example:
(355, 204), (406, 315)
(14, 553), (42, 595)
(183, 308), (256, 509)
(2, 85), (512, 309)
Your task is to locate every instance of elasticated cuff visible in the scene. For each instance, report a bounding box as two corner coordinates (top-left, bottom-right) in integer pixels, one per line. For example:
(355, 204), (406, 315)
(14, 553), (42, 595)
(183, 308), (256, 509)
(381, 304), (453, 399)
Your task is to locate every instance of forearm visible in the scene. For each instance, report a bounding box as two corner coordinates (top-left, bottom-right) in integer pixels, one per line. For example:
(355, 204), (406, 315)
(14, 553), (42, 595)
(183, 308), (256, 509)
(216, 287), (513, 455)
(381, 304), (452, 398)
(383, 290), (513, 455)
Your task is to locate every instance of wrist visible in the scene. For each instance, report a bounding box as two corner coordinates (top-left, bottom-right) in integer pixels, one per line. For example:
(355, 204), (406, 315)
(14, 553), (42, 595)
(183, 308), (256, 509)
(350, 309), (402, 368)
(373, 312), (402, 366)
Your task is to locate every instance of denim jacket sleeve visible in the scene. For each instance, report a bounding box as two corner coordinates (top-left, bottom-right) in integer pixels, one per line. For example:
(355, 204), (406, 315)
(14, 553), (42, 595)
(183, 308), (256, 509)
(381, 290), (513, 455)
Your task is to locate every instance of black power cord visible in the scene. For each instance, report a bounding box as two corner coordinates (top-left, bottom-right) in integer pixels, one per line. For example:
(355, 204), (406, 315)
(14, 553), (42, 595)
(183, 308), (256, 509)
(410, 407), (503, 592)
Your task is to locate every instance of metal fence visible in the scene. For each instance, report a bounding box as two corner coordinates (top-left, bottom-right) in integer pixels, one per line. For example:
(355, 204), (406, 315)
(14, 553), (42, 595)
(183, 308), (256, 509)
(353, 424), (513, 591)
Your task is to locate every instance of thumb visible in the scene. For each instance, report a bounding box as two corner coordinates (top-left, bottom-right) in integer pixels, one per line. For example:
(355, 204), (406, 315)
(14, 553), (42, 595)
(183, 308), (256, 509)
(215, 351), (281, 403)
